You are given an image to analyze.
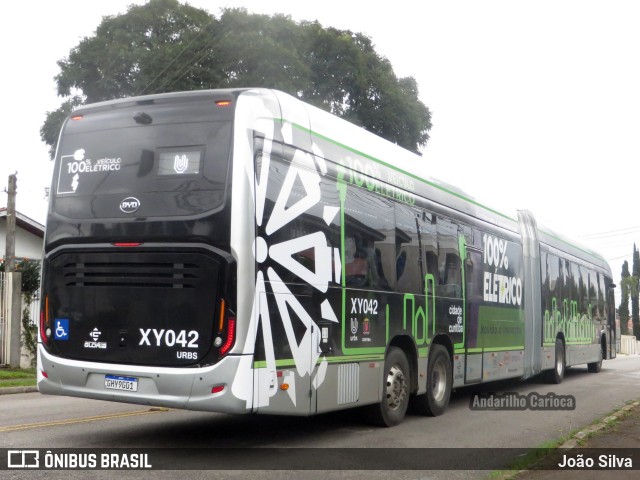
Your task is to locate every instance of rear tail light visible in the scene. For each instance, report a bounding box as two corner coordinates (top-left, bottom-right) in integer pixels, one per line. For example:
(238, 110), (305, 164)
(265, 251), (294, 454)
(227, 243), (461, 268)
(214, 298), (236, 357)
(219, 317), (236, 356)
(40, 295), (51, 345)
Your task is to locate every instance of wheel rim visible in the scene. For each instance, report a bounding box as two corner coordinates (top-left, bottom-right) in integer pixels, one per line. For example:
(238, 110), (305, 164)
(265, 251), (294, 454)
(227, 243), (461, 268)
(431, 358), (447, 403)
(385, 365), (407, 410)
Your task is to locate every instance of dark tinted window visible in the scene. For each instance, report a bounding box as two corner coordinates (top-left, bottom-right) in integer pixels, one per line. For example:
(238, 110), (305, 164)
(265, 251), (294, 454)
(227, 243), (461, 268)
(598, 273), (606, 320)
(344, 188), (395, 290)
(395, 204), (424, 295)
(436, 216), (462, 299)
(53, 99), (232, 219)
(588, 271), (598, 320)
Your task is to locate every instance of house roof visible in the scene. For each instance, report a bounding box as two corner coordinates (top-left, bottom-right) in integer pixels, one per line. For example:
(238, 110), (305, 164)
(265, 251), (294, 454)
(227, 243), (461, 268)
(0, 208), (45, 238)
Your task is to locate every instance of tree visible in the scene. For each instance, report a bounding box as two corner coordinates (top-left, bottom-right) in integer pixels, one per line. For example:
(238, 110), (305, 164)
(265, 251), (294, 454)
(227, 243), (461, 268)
(620, 260), (630, 335)
(41, 0), (431, 157)
(633, 244), (640, 339)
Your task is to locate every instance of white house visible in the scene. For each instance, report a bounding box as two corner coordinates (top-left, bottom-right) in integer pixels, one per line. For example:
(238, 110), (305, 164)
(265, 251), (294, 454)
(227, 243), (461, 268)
(0, 209), (45, 262)
(0, 209), (44, 367)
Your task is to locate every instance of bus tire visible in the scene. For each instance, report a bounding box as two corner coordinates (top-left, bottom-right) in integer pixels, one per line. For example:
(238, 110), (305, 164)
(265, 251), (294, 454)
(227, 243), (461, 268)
(412, 344), (452, 417)
(546, 338), (565, 384)
(587, 342), (603, 373)
(366, 346), (410, 427)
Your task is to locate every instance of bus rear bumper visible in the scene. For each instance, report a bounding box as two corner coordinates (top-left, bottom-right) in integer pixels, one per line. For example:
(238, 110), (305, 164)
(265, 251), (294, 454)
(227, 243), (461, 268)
(37, 345), (251, 414)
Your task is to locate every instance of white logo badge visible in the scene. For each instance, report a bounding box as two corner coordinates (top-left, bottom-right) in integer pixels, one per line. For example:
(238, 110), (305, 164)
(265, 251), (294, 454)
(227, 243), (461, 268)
(174, 154), (189, 174)
(90, 328), (102, 341)
(85, 327), (107, 349)
(350, 318), (358, 335)
(119, 197), (140, 214)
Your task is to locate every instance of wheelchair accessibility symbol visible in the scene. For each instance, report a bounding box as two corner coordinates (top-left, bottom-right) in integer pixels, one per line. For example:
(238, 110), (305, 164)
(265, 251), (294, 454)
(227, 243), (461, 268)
(54, 319), (69, 341)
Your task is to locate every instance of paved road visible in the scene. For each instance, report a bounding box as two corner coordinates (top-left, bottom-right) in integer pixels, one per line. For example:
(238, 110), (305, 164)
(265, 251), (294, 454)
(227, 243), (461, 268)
(1, 355), (640, 479)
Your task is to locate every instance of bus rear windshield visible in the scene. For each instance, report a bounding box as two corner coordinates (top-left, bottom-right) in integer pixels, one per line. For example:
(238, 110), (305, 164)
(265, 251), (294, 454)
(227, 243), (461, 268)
(52, 99), (233, 219)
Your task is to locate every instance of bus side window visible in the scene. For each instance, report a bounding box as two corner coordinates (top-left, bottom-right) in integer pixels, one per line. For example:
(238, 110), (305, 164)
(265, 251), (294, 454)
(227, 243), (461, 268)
(548, 253), (560, 314)
(394, 204), (426, 295)
(579, 265), (589, 319)
(436, 216), (462, 299)
(598, 273), (606, 322)
(345, 241), (370, 288)
(589, 270), (599, 320)
(418, 209), (438, 294)
(541, 251), (549, 315)
(343, 188), (395, 290)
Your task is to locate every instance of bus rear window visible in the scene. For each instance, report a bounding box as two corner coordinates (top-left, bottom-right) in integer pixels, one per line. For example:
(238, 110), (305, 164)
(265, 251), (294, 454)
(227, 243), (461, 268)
(52, 100), (232, 219)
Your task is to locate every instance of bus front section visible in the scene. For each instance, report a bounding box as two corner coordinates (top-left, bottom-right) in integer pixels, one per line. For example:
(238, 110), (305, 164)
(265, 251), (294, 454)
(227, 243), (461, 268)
(38, 91), (248, 413)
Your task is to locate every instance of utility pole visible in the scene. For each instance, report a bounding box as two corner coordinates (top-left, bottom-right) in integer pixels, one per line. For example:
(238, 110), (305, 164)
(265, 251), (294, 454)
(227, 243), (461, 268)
(5, 173), (17, 272)
(4, 174), (22, 367)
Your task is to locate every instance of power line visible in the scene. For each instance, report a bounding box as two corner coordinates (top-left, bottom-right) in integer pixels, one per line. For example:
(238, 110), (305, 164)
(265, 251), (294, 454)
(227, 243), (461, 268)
(580, 225), (640, 240)
(608, 253), (632, 262)
(136, 1), (237, 96)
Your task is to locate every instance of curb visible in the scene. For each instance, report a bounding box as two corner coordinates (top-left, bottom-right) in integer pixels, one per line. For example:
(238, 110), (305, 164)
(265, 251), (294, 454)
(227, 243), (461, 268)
(559, 400), (640, 448)
(0, 386), (38, 395)
(500, 400), (640, 479)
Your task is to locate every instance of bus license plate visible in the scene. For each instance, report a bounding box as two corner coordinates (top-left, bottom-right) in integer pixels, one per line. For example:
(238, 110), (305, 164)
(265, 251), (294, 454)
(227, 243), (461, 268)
(104, 375), (138, 392)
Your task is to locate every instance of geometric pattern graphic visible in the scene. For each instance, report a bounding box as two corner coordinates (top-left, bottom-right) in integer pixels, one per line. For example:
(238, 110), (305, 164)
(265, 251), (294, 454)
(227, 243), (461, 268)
(232, 118), (339, 409)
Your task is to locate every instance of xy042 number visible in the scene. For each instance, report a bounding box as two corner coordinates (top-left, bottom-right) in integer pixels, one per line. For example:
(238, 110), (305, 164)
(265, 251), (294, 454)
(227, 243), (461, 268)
(138, 328), (199, 348)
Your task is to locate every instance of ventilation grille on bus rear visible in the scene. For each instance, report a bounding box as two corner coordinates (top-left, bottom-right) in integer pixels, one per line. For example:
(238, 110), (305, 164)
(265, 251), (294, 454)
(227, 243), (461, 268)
(62, 261), (201, 288)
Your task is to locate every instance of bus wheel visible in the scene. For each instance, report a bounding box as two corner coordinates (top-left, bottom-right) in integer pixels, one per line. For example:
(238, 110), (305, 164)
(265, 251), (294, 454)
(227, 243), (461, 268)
(366, 346), (410, 427)
(411, 344), (452, 416)
(424, 344), (452, 416)
(587, 342), (603, 373)
(546, 338), (565, 384)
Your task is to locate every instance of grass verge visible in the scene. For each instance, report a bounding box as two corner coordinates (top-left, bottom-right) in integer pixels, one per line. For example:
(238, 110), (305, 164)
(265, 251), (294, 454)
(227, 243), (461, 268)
(0, 367), (36, 388)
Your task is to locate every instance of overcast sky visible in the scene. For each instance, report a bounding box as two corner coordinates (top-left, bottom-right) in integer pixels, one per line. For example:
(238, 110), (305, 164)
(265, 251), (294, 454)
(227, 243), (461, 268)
(2, 0), (639, 297)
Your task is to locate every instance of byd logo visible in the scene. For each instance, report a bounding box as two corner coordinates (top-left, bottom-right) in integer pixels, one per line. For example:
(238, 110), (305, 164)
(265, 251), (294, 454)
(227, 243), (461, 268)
(119, 197), (140, 214)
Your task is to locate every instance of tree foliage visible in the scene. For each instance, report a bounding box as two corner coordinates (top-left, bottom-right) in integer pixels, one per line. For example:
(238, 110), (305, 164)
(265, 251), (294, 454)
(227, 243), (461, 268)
(41, 0), (431, 157)
(0, 258), (41, 296)
(633, 244), (640, 339)
(620, 260), (631, 336)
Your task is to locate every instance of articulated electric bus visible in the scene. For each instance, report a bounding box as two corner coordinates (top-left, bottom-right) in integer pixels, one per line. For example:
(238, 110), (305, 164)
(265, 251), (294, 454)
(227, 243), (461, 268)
(38, 88), (617, 426)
